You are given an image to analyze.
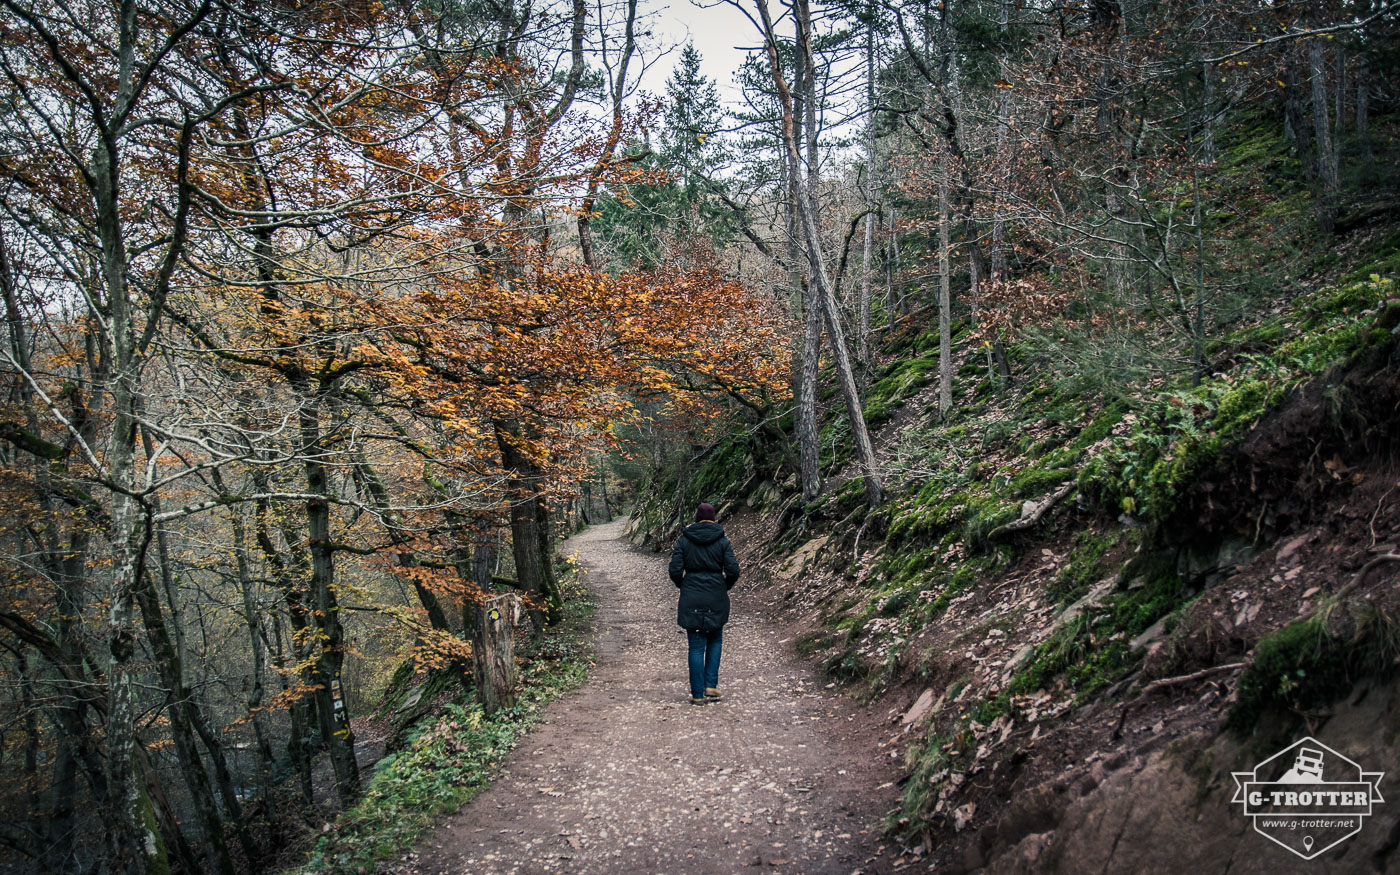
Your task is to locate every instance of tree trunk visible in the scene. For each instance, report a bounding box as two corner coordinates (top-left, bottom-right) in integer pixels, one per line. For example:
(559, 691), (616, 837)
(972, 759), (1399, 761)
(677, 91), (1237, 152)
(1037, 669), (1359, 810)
(1284, 42), (1313, 172)
(787, 132), (822, 504)
(761, 0), (885, 507)
(1192, 170), (1207, 378)
(132, 571), (239, 875)
(472, 594), (518, 714)
(1310, 38), (1338, 234)
(91, 126), (166, 874)
(1202, 60), (1217, 165)
(1334, 42), (1346, 139)
(226, 501), (279, 800)
(1356, 55), (1370, 158)
(474, 533), (495, 592)
(970, 247), (990, 379)
(858, 11), (877, 385)
(938, 145), (953, 417)
(135, 748), (200, 874)
(253, 486), (317, 806)
(296, 392), (360, 807)
(146, 435), (256, 864)
(496, 420), (562, 626)
(991, 0), (1010, 284)
(16, 655), (40, 859)
(886, 199), (900, 329)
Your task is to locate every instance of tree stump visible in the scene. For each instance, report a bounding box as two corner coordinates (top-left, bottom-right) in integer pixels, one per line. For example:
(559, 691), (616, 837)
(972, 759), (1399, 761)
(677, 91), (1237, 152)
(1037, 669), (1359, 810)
(472, 594), (517, 714)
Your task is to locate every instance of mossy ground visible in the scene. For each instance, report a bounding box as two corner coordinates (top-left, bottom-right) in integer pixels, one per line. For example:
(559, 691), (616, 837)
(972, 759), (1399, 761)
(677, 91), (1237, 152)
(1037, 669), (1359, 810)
(821, 233), (1399, 844)
(1228, 604), (1400, 740)
(756, 247), (1397, 726)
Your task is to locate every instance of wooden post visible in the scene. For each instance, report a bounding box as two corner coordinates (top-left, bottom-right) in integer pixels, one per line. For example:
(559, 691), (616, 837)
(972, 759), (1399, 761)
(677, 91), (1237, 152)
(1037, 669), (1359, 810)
(472, 594), (517, 714)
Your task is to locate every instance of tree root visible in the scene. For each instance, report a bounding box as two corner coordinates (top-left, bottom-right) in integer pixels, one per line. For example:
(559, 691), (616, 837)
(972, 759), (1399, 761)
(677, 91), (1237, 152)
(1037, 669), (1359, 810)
(990, 480), (1075, 540)
(1137, 662), (1248, 697)
(1333, 553), (1400, 601)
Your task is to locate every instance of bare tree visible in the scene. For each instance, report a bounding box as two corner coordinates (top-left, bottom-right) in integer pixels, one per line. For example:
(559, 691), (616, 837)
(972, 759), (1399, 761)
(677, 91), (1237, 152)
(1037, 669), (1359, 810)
(751, 0), (885, 507)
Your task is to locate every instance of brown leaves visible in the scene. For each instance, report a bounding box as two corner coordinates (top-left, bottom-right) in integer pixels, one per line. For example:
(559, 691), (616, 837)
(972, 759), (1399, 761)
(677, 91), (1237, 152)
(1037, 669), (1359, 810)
(969, 276), (1073, 345)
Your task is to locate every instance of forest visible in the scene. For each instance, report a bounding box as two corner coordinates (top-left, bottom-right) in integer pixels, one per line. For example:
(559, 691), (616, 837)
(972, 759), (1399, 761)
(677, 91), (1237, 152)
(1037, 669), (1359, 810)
(1, 0), (1397, 873)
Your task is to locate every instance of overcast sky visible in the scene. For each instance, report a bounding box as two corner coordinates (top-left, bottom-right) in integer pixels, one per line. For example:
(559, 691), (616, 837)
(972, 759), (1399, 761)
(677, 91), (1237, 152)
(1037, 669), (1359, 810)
(637, 0), (763, 103)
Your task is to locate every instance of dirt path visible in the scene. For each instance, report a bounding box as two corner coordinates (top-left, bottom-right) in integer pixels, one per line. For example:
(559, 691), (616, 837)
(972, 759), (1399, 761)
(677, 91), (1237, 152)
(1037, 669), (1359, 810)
(398, 518), (900, 874)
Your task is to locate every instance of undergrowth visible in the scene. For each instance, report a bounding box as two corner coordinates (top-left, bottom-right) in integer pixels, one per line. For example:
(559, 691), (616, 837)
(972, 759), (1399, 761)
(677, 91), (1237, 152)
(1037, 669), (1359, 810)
(289, 566), (595, 875)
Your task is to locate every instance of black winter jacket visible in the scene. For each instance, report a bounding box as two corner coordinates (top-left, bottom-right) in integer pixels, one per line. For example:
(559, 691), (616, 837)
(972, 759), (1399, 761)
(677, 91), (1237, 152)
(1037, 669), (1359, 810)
(670, 521), (741, 632)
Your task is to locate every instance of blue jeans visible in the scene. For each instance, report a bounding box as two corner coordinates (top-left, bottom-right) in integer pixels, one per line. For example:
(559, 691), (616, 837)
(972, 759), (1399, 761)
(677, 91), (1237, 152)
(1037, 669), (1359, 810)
(687, 629), (723, 699)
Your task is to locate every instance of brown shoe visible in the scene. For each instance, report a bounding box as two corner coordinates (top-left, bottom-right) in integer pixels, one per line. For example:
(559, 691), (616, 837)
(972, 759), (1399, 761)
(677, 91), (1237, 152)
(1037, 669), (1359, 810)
(704, 687), (722, 699)
(690, 696), (708, 705)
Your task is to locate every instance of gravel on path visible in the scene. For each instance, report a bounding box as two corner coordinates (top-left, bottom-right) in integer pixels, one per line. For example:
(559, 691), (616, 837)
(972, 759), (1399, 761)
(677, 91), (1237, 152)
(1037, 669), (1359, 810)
(398, 518), (900, 874)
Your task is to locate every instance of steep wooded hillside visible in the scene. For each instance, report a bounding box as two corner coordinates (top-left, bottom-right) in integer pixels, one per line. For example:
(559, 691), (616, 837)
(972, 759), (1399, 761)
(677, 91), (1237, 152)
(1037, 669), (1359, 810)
(629, 119), (1400, 875)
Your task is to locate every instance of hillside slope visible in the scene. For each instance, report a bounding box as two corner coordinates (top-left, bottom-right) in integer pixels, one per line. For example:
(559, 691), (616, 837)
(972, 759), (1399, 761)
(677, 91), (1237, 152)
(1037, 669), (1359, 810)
(630, 230), (1400, 872)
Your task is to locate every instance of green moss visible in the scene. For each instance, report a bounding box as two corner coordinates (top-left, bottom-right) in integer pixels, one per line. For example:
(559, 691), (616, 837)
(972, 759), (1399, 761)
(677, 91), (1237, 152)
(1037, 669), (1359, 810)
(1213, 380), (1271, 432)
(375, 658), (419, 719)
(1008, 615), (1093, 697)
(1068, 262), (1397, 526)
(1040, 398), (1081, 427)
(1008, 552), (1191, 700)
(861, 113), (1400, 847)
(795, 630), (834, 656)
(888, 733), (953, 837)
(868, 350), (942, 419)
(917, 549), (1013, 616)
(864, 398), (893, 428)
(138, 782), (172, 875)
(690, 434), (752, 502)
(1107, 555), (1187, 632)
(819, 417), (854, 472)
(1217, 118), (1298, 174)
(1229, 618), (1340, 735)
(1228, 605), (1400, 736)
(961, 501), (1019, 552)
(881, 588), (917, 616)
(885, 482), (982, 547)
(1340, 234), (1400, 285)
(1050, 531), (1118, 603)
(1070, 401), (1128, 451)
(1008, 465), (1074, 499)
(825, 649), (871, 682)
(971, 692), (1011, 725)
(883, 327), (942, 359)
(828, 479), (867, 517)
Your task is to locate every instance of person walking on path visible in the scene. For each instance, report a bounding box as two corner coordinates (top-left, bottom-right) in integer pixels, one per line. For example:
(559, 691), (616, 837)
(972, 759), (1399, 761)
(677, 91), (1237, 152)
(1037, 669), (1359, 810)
(670, 502), (741, 705)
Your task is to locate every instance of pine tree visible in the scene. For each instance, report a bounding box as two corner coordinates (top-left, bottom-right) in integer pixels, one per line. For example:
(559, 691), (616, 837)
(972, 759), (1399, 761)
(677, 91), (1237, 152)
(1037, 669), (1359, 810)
(592, 44), (735, 267)
(662, 43), (726, 193)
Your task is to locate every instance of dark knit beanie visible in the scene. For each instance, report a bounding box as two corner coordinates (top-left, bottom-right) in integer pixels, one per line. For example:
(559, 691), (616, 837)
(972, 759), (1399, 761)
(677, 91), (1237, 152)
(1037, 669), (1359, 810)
(695, 502), (717, 522)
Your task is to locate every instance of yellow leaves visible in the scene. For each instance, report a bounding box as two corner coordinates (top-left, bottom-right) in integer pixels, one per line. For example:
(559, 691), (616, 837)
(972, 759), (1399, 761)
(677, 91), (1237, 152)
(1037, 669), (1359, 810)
(411, 628), (474, 674)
